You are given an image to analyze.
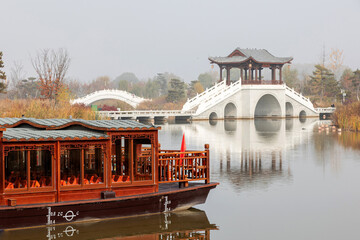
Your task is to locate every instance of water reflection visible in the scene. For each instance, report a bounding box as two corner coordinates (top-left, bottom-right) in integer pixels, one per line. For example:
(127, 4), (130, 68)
(218, 149), (290, 191)
(163, 118), (318, 154)
(158, 118), (360, 240)
(334, 131), (360, 151)
(0, 208), (217, 240)
(285, 118), (293, 131)
(254, 119), (281, 140)
(159, 118), (318, 192)
(224, 119), (236, 132)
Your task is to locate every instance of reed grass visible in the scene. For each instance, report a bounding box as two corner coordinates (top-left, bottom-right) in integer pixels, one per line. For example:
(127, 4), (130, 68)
(0, 99), (98, 120)
(333, 101), (360, 132)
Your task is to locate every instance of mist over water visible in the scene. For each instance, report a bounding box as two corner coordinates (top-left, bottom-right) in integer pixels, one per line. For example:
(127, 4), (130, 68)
(159, 119), (360, 240)
(4, 118), (360, 240)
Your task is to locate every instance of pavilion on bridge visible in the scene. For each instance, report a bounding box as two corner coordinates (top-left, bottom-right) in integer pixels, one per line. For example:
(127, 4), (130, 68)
(209, 48), (293, 85)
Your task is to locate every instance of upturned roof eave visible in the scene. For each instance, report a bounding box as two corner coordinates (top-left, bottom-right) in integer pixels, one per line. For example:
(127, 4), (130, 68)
(209, 56), (293, 65)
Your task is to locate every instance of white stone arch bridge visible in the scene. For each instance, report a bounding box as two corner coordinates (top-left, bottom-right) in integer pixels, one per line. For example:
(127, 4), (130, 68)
(71, 89), (148, 108)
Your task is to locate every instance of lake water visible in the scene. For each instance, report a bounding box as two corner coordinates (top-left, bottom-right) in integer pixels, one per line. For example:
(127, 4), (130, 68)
(2, 118), (360, 240)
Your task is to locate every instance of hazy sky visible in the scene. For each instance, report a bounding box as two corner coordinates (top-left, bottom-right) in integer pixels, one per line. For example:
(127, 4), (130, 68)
(1, 0), (359, 83)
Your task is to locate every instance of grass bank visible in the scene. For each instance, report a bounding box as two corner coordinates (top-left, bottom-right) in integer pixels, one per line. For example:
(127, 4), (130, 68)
(333, 101), (360, 131)
(0, 99), (97, 120)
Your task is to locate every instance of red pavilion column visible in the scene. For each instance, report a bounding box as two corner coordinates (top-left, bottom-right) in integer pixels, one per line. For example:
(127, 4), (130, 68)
(226, 67), (231, 85)
(255, 67), (258, 83)
(240, 68), (243, 83)
(219, 66), (223, 83)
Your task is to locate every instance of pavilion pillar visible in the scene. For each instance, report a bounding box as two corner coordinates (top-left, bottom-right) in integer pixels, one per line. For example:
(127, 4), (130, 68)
(240, 68), (243, 83)
(279, 66), (283, 84)
(219, 66), (223, 83)
(259, 67), (263, 84)
(244, 69), (248, 81)
(226, 67), (231, 85)
(255, 68), (258, 83)
(249, 66), (252, 82)
(271, 66), (276, 83)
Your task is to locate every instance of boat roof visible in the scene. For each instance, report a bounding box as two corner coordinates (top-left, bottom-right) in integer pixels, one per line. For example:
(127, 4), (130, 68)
(3, 128), (109, 142)
(0, 118), (159, 131)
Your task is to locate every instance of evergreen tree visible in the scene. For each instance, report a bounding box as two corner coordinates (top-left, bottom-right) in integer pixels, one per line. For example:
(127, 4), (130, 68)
(166, 79), (186, 103)
(309, 65), (340, 100)
(156, 73), (168, 96)
(0, 52), (7, 93)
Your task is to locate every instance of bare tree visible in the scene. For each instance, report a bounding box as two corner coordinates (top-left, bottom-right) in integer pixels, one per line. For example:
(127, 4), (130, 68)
(329, 48), (344, 80)
(32, 48), (70, 101)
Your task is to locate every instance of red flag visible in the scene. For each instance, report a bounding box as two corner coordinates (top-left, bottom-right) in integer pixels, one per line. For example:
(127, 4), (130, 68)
(180, 133), (186, 164)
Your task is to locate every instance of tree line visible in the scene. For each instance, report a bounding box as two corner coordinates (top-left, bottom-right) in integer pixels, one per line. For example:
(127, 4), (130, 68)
(0, 49), (219, 110)
(283, 49), (360, 107)
(1, 48), (360, 110)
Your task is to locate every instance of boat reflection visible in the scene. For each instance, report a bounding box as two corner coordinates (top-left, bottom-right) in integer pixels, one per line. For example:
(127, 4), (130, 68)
(0, 208), (217, 240)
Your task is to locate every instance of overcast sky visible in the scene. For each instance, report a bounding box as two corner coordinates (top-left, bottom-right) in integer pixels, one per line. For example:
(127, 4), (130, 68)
(1, 0), (359, 83)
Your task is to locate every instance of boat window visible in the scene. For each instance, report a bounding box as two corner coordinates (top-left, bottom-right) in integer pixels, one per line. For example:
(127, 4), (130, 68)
(4, 148), (53, 190)
(133, 139), (152, 181)
(60, 149), (81, 186)
(5, 151), (27, 189)
(112, 138), (131, 183)
(30, 150), (52, 188)
(84, 146), (104, 185)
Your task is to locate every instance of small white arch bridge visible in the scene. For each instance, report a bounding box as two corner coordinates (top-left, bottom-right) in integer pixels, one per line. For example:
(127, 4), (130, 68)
(71, 89), (148, 108)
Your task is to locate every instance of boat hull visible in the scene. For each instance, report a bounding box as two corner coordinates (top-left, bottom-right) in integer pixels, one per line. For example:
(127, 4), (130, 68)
(0, 183), (217, 230)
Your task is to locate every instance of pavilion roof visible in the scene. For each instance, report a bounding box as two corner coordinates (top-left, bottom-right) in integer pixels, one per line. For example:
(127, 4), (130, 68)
(3, 128), (109, 142)
(209, 48), (293, 65)
(0, 118), (159, 131)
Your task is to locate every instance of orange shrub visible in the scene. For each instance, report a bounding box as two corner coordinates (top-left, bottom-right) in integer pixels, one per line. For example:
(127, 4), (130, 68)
(0, 99), (100, 120)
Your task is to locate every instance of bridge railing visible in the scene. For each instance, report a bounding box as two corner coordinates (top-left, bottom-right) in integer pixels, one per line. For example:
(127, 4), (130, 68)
(98, 110), (196, 117)
(196, 80), (242, 115)
(71, 89), (148, 106)
(315, 107), (336, 113)
(241, 80), (283, 85)
(182, 81), (226, 111)
(285, 86), (316, 112)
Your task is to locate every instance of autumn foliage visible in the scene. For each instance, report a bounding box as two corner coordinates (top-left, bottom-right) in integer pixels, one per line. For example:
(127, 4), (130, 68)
(333, 101), (360, 132)
(0, 99), (98, 119)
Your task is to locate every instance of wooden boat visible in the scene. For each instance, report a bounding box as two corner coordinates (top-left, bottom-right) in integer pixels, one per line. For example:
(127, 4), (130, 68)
(0, 208), (217, 240)
(0, 118), (218, 229)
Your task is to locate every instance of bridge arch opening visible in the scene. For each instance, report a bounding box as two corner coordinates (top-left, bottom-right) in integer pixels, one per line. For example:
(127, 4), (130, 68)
(224, 103), (237, 119)
(299, 110), (307, 122)
(209, 112), (218, 120)
(299, 110), (306, 118)
(286, 102), (293, 117)
(254, 94), (281, 118)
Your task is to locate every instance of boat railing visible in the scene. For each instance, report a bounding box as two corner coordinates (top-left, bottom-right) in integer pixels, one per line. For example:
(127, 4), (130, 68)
(158, 144), (210, 185)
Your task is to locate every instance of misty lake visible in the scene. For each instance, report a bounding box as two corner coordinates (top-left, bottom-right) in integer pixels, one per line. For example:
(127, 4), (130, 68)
(2, 118), (360, 240)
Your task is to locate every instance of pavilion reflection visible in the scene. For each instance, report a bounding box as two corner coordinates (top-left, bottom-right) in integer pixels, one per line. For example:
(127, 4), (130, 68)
(218, 149), (291, 191)
(0, 208), (217, 240)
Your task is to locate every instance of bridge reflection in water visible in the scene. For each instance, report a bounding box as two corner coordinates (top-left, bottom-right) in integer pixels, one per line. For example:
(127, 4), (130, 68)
(160, 118), (318, 192)
(0, 208), (217, 240)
